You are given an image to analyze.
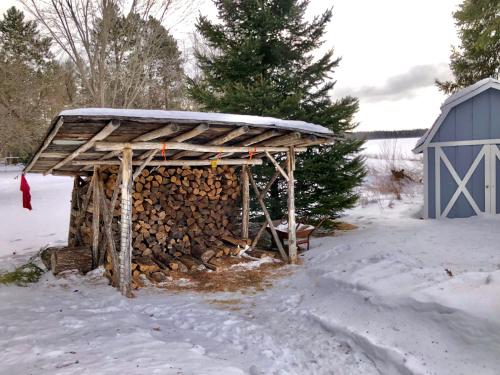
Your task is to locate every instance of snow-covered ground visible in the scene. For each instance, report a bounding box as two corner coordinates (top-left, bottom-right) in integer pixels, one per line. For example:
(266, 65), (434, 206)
(1, 139), (500, 375)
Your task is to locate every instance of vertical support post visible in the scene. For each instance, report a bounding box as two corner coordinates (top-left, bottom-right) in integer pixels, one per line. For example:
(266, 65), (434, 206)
(435, 146), (441, 219)
(423, 147), (428, 219)
(241, 165), (250, 239)
(119, 147), (133, 297)
(92, 166), (100, 268)
(287, 146), (297, 263)
(68, 176), (80, 246)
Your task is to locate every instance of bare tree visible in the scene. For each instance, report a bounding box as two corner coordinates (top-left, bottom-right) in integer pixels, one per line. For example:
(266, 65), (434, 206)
(21, 0), (194, 108)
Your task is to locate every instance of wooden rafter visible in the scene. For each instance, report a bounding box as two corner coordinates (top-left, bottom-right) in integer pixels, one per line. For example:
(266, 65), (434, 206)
(217, 130), (281, 159)
(40, 151), (103, 159)
(24, 118), (64, 173)
(173, 126), (250, 160)
(133, 124), (211, 177)
(98, 123), (179, 161)
(258, 132), (301, 146)
(243, 130), (279, 146)
(44, 120), (121, 175)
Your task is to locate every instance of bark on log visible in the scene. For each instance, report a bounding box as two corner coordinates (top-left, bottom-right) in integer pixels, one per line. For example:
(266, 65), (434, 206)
(51, 246), (93, 275)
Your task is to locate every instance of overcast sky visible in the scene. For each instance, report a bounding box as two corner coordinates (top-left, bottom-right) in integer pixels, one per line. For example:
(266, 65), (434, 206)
(1, 0), (461, 132)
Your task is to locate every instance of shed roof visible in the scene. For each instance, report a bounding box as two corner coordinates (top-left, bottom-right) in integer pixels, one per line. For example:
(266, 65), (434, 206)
(25, 108), (335, 176)
(413, 77), (500, 153)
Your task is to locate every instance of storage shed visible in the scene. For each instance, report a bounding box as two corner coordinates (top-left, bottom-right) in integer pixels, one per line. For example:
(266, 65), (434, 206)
(414, 78), (500, 219)
(24, 108), (335, 295)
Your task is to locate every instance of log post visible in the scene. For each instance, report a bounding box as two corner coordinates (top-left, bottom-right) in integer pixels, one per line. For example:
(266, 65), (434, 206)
(92, 166), (100, 268)
(119, 147), (133, 297)
(287, 146), (297, 263)
(68, 177), (80, 245)
(241, 165), (250, 239)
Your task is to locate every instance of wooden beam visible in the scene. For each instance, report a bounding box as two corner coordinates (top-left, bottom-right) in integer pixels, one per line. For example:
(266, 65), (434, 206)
(97, 123), (179, 161)
(51, 170), (92, 177)
(40, 152), (103, 159)
(71, 159), (263, 166)
(265, 151), (289, 182)
(174, 126), (249, 160)
(216, 130), (280, 159)
(287, 146), (297, 263)
(258, 132), (301, 146)
(119, 147), (133, 297)
(243, 130), (279, 146)
(248, 170), (288, 261)
(241, 165), (250, 239)
(24, 118), (64, 173)
(137, 123), (210, 161)
(95, 141), (305, 153)
(91, 166), (100, 268)
(44, 120), (120, 175)
(52, 140), (87, 146)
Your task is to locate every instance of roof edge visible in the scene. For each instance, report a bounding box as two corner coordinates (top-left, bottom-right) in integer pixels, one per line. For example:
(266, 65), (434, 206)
(414, 78), (500, 151)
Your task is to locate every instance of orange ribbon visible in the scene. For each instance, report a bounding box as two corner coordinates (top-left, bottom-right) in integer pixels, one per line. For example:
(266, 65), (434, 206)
(161, 143), (167, 161)
(248, 146), (257, 160)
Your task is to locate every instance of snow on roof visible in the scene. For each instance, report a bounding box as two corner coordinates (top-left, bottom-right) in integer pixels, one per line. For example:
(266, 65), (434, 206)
(442, 77), (500, 108)
(59, 108), (333, 135)
(413, 78), (500, 153)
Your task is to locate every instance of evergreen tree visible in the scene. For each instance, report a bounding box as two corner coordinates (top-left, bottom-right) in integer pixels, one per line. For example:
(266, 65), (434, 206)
(0, 7), (73, 158)
(189, 0), (365, 220)
(437, 0), (500, 93)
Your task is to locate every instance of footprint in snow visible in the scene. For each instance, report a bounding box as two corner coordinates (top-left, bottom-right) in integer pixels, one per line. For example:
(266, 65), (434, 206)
(41, 233), (56, 237)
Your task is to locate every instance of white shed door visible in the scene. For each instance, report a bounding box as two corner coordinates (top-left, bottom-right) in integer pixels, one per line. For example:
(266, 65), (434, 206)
(488, 144), (500, 214)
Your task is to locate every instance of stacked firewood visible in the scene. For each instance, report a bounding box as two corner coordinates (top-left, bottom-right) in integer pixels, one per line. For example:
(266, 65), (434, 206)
(97, 165), (244, 283)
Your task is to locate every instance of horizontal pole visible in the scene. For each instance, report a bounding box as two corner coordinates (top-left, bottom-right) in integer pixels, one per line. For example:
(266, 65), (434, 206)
(70, 158), (263, 166)
(94, 141), (306, 153)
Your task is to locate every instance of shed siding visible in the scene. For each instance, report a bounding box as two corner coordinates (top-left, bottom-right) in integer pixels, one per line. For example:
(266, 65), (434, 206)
(432, 89), (500, 143)
(496, 152), (500, 214)
(428, 147), (436, 218)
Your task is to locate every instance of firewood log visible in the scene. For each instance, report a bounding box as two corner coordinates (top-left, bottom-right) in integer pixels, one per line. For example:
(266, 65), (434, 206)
(51, 246), (93, 275)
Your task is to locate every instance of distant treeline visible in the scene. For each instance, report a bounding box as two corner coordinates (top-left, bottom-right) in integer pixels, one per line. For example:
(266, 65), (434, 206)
(349, 129), (428, 140)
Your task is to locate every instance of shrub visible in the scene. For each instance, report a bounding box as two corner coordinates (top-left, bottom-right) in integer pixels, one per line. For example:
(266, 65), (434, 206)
(0, 261), (44, 286)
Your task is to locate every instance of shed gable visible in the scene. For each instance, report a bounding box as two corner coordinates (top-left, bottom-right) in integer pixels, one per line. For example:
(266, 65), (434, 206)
(431, 88), (500, 143)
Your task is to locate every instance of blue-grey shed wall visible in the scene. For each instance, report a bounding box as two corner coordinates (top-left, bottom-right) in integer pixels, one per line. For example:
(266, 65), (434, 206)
(432, 88), (500, 142)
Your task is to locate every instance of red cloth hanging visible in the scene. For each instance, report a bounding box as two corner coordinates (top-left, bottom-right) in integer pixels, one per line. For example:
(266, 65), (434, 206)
(20, 174), (32, 210)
